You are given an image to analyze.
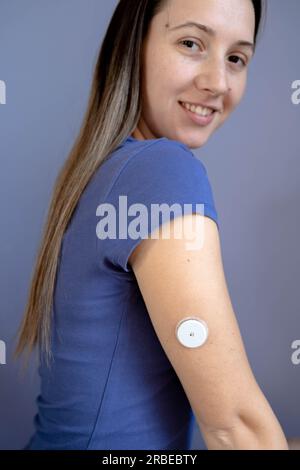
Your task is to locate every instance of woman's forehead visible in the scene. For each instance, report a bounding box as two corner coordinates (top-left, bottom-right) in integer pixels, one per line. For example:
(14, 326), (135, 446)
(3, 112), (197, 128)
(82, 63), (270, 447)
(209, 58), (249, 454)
(154, 0), (255, 41)
(157, 0), (255, 29)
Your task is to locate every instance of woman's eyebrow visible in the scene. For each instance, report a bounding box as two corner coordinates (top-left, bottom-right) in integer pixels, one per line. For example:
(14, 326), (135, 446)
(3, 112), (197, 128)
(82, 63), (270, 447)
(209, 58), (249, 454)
(168, 21), (254, 51)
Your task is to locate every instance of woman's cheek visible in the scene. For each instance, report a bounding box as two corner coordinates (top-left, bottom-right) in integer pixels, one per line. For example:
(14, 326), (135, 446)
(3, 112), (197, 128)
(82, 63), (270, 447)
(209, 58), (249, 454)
(234, 75), (248, 105)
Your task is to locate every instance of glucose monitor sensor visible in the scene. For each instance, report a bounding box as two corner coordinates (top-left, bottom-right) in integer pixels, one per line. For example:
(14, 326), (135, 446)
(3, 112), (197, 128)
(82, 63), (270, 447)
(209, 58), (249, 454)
(175, 317), (208, 348)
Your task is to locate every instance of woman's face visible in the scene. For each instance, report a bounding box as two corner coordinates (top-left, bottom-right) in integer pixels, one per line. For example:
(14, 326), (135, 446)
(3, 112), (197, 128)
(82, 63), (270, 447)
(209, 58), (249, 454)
(132, 0), (256, 149)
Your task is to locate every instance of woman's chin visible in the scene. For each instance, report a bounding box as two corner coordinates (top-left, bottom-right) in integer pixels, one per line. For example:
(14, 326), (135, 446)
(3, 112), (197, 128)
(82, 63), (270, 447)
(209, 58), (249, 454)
(179, 133), (210, 150)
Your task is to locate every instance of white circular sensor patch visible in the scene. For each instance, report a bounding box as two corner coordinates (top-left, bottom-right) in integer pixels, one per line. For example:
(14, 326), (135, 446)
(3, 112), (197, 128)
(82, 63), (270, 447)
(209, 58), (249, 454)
(176, 317), (208, 348)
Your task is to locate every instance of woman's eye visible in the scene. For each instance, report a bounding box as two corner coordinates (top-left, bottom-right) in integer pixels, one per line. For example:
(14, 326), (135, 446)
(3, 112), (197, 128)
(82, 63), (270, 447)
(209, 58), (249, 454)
(179, 40), (201, 52)
(178, 42), (247, 67)
(228, 55), (247, 67)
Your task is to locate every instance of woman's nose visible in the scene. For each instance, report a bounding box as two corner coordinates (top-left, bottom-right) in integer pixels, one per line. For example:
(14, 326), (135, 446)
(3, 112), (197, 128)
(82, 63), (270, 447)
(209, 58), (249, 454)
(195, 59), (230, 97)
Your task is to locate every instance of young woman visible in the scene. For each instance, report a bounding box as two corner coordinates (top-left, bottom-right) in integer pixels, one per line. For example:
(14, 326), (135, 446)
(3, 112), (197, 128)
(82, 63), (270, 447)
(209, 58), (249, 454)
(16, 0), (289, 450)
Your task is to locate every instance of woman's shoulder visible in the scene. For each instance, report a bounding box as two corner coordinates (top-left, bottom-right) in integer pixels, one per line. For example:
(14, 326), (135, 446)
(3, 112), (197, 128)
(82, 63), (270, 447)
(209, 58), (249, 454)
(116, 135), (208, 178)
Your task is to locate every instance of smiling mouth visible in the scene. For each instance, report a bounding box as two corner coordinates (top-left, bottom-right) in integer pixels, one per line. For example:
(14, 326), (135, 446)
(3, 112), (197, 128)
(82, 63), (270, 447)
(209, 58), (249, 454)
(178, 101), (217, 126)
(179, 101), (217, 117)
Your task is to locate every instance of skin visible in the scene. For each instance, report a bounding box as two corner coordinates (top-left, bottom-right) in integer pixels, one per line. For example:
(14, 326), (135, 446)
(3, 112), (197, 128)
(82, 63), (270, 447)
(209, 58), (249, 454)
(130, 0), (295, 449)
(132, 0), (256, 149)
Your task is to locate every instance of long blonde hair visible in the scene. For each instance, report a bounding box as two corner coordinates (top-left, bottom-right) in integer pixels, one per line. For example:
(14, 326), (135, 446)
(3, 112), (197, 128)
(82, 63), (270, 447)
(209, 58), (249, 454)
(14, 0), (265, 367)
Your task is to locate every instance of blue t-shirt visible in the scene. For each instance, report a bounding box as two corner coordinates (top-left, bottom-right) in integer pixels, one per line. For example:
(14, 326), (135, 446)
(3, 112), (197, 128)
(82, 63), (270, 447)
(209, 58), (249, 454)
(25, 135), (219, 450)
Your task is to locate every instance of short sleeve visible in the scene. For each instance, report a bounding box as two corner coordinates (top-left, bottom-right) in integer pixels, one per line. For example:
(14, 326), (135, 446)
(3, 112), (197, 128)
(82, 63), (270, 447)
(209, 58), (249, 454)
(97, 140), (219, 273)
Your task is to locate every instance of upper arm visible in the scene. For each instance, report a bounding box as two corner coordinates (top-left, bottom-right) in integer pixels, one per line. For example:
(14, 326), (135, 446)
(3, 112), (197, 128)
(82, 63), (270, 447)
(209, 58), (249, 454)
(129, 213), (262, 431)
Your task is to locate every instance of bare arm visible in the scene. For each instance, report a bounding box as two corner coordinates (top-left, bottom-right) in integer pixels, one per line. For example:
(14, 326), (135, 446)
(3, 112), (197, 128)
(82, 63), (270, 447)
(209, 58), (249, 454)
(287, 438), (300, 450)
(129, 213), (289, 450)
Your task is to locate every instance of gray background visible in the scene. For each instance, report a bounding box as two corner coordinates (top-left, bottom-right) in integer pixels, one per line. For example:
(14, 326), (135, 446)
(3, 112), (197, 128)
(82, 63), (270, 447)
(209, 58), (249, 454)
(0, 0), (299, 449)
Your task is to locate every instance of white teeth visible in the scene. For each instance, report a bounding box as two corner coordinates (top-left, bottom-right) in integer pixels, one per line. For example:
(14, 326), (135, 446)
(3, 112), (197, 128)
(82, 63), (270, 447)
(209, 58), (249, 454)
(181, 101), (214, 117)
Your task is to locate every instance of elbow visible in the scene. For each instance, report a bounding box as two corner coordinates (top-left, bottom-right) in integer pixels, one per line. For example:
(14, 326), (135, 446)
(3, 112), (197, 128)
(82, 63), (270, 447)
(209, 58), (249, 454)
(199, 410), (289, 450)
